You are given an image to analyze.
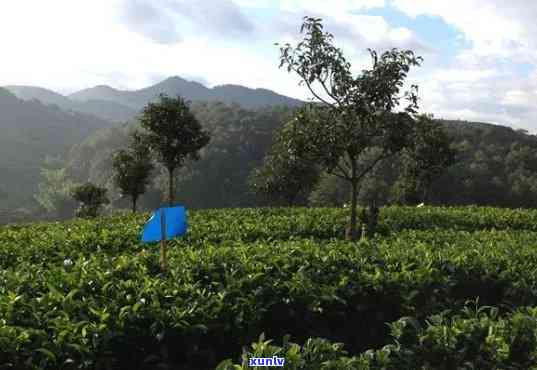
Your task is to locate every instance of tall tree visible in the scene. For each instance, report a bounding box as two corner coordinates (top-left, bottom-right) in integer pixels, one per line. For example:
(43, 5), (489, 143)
(71, 182), (109, 218)
(277, 16), (422, 240)
(112, 131), (154, 212)
(139, 94), (210, 206)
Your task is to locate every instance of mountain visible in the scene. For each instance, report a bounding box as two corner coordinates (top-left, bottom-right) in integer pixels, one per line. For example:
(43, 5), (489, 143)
(212, 84), (304, 108)
(5, 77), (304, 122)
(136, 76), (212, 103)
(72, 99), (137, 123)
(5, 85), (137, 123)
(69, 85), (126, 105)
(0, 87), (112, 210)
(69, 76), (304, 110)
(4, 85), (74, 107)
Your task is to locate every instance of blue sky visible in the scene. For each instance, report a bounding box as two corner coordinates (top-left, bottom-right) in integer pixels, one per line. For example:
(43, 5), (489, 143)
(363, 7), (467, 62)
(0, 0), (536, 131)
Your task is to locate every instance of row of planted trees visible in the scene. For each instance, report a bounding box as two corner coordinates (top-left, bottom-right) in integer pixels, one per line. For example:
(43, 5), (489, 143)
(71, 16), (455, 242)
(70, 95), (211, 218)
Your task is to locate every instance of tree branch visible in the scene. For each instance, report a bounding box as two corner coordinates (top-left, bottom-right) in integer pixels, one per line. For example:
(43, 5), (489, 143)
(335, 162), (350, 180)
(342, 151), (352, 171)
(303, 78), (337, 108)
(355, 151), (393, 182)
(319, 78), (342, 106)
(331, 169), (349, 181)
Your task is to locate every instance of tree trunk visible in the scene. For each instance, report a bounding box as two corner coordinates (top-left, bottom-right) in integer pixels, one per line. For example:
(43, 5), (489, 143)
(349, 179), (358, 241)
(422, 185), (428, 204)
(348, 157), (358, 241)
(422, 177), (430, 204)
(132, 195), (137, 213)
(167, 167), (175, 206)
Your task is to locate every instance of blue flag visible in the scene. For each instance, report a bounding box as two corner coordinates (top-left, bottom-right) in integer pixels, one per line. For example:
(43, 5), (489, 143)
(141, 206), (187, 243)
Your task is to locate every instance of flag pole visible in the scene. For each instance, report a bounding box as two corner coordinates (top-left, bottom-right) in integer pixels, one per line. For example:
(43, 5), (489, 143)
(160, 208), (168, 271)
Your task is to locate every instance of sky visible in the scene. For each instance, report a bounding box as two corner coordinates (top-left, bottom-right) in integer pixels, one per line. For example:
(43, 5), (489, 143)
(0, 0), (536, 131)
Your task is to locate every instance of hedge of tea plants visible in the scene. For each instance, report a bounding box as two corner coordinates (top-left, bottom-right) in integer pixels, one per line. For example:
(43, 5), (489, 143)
(2, 207), (537, 369)
(218, 306), (537, 369)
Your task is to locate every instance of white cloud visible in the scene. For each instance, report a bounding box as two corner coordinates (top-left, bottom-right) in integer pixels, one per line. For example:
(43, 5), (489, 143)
(389, 0), (537, 130)
(432, 68), (499, 83)
(235, 0), (386, 14)
(0, 0), (536, 131)
(391, 0), (537, 62)
(502, 90), (535, 107)
(0, 0), (426, 100)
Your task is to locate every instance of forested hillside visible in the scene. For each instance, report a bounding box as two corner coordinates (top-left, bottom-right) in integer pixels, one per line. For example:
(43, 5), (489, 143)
(0, 88), (111, 213)
(3, 83), (537, 225)
(50, 104), (537, 216)
(430, 120), (537, 207)
(63, 102), (294, 212)
(306, 120), (537, 208)
(0, 78), (305, 224)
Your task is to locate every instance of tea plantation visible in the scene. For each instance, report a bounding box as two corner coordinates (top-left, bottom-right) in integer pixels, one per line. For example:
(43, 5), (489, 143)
(2, 207), (537, 369)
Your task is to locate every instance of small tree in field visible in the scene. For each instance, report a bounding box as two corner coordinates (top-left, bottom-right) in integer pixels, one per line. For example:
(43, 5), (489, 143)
(139, 94), (210, 206)
(112, 131), (154, 212)
(71, 182), (109, 218)
(277, 16), (423, 240)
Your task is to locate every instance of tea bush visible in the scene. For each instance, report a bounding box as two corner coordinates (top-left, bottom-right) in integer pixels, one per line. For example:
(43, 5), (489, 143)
(2, 207), (537, 368)
(218, 306), (537, 369)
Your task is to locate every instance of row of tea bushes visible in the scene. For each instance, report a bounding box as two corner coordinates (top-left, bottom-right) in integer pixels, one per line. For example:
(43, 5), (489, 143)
(187, 206), (537, 241)
(4, 205), (537, 260)
(218, 306), (537, 369)
(3, 226), (537, 368)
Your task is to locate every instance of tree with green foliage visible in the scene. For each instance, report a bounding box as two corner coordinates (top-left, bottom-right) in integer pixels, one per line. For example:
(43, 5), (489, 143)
(394, 114), (457, 204)
(112, 131), (154, 212)
(277, 16), (422, 240)
(249, 124), (320, 205)
(139, 94), (210, 206)
(71, 182), (109, 218)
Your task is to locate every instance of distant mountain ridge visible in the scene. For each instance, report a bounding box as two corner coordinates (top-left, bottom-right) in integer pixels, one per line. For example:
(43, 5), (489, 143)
(4, 76), (304, 122)
(5, 85), (137, 123)
(69, 76), (304, 111)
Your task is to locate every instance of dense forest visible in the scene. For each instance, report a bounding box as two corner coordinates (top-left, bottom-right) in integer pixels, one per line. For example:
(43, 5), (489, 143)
(14, 101), (537, 225)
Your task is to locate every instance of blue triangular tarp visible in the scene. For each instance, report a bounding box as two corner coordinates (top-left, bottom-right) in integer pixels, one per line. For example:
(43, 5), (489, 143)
(141, 206), (187, 243)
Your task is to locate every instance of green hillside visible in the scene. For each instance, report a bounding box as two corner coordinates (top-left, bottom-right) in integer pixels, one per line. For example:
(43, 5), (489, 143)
(3, 86), (537, 224)
(64, 102), (293, 211)
(0, 88), (112, 211)
(61, 108), (537, 214)
(2, 207), (537, 368)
